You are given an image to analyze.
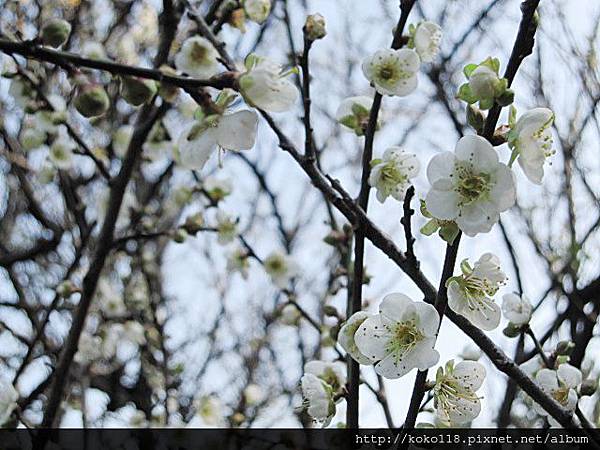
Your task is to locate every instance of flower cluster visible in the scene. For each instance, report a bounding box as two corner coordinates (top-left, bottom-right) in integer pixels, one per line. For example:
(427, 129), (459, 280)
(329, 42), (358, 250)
(369, 147), (420, 203)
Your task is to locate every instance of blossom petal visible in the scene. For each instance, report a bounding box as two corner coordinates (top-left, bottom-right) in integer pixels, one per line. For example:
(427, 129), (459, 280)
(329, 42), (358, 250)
(177, 124), (218, 170)
(426, 152), (455, 185)
(354, 315), (391, 362)
(557, 364), (582, 389)
(453, 361), (486, 391)
(455, 135), (498, 172)
(379, 293), (413, 322)
(216, 110), (258, 150)
(338, 311), (373, 365)
(426, 189), (460, 220)
(413, 302), (440, 337)
(536, 368), (559, 391)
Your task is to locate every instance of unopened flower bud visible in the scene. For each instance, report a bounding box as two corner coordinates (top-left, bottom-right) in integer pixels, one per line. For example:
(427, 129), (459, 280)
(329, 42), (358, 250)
(323, 305), (339, 318)
(173, 228), (188, 243)
(57, 280), (77, 298)
(40, 19), (71, 48)
(228, 9), (247, 32)
(304, 14), (327, 41)
(74, 84), (110, 118)
(502, 323), (522, 338)
(580, 379), (598, 396)
(183, 212), (205, 234)
(243, 0), (271, 24)
(120, 77), (157, 106)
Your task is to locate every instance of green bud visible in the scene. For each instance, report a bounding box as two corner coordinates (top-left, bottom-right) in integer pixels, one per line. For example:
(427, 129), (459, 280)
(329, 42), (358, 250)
(40, 19), (71, 48)
(323, 305), (339, 317)
(74, 84), (110, 118)
(502, 323), (522, 338)
(183, 212), (205, 234)
(329, 324), (340, 341)
(304, 13), (327, 41)
(556, 355), (570, 365)
(57, 280), (77, 298)
(120, 77), (157, 106)
(173, 228), (188, 243)
(580, 379), (598, 396)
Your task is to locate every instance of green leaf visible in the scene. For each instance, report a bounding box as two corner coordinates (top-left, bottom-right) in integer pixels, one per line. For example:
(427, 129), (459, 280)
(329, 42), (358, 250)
(463, 63), (478, 78)
(351, 103), (370, 117)
(457, 83), (478, 104)
(419, 199), (432, 218)
(369, 158), (383, 167)
(478, 97), (494, 110)
(420, 219), (439, 236)
(459, 258), (472, 275)
(340, 115), (358, 130)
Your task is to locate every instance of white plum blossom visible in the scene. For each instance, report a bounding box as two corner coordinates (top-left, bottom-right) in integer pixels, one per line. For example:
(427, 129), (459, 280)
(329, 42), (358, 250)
(112, 125), (133, 158)
(502, 293), (532, 326)
(410, 21), (442, 63)
(335, 96), (374, 136)
(195, 395), (224, 426)
(0, 379), (18, 426)
(204, 177), (233, 201)
(243, 0), (271, 23)
(338, 311), (373, 365)
(49, 129), (75, 170)
(264, 251), (299, 288)
(447, 253), (506, 331)
(176, 110), (258, 170)
(174, 36), (220, 78)
(535, 364), (582, 424)
(433, 360), (485, 425)
(215, 211), (238, 244)
(300, 373), (336, 426)
(239, 54), (298, 112)
(354, 293), (440, 379)
(243, 384), (265, 406)
(74, 333), (103, 365)
(508, 108), (555, 184)
(226, 247), (250, 279)
(425, 135), (516, 236)
(362, 48), (420, 97)
(304, 360), (346, 391)
(369, 147), (420, 203)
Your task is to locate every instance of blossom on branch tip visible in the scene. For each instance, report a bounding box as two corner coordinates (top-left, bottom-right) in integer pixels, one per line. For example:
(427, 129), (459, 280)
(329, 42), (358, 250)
(300, 373), (336, 426)
(49, 129), (75, 170)
(433, 360), (485, 425)
(174, 36), (220, 78)
(304, 13), (327, 41)
(40, 18), (71, 48)
(338, 311), (373, 365)
(447, 253), (506, 331)
(304, 360), (346, 392)
(354, 293), (440, 379)
(227, 247), (250, 279)
(368, 147), (419, 203)
(362, 48), (420, 97)
(507, 107), (555, 184)
(409, 21), (442, 63)
(238, 54), (298, 112)
(457, 57), (513, 110)
(425, 135), (516, 236)
(502, 293), (532, 326)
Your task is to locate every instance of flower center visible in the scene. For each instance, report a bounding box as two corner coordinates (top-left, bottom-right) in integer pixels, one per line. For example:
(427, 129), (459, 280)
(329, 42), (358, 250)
(455, 165), (490, 205)
(266, 258), (285, 273)
(190, 42), (208, 62)
(386, 320), (423, 357)
(435, 378), (479, 419)
(380, 162), (408, 188)
(552, 386), (570, 406)
(376, 60), (408, 84)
